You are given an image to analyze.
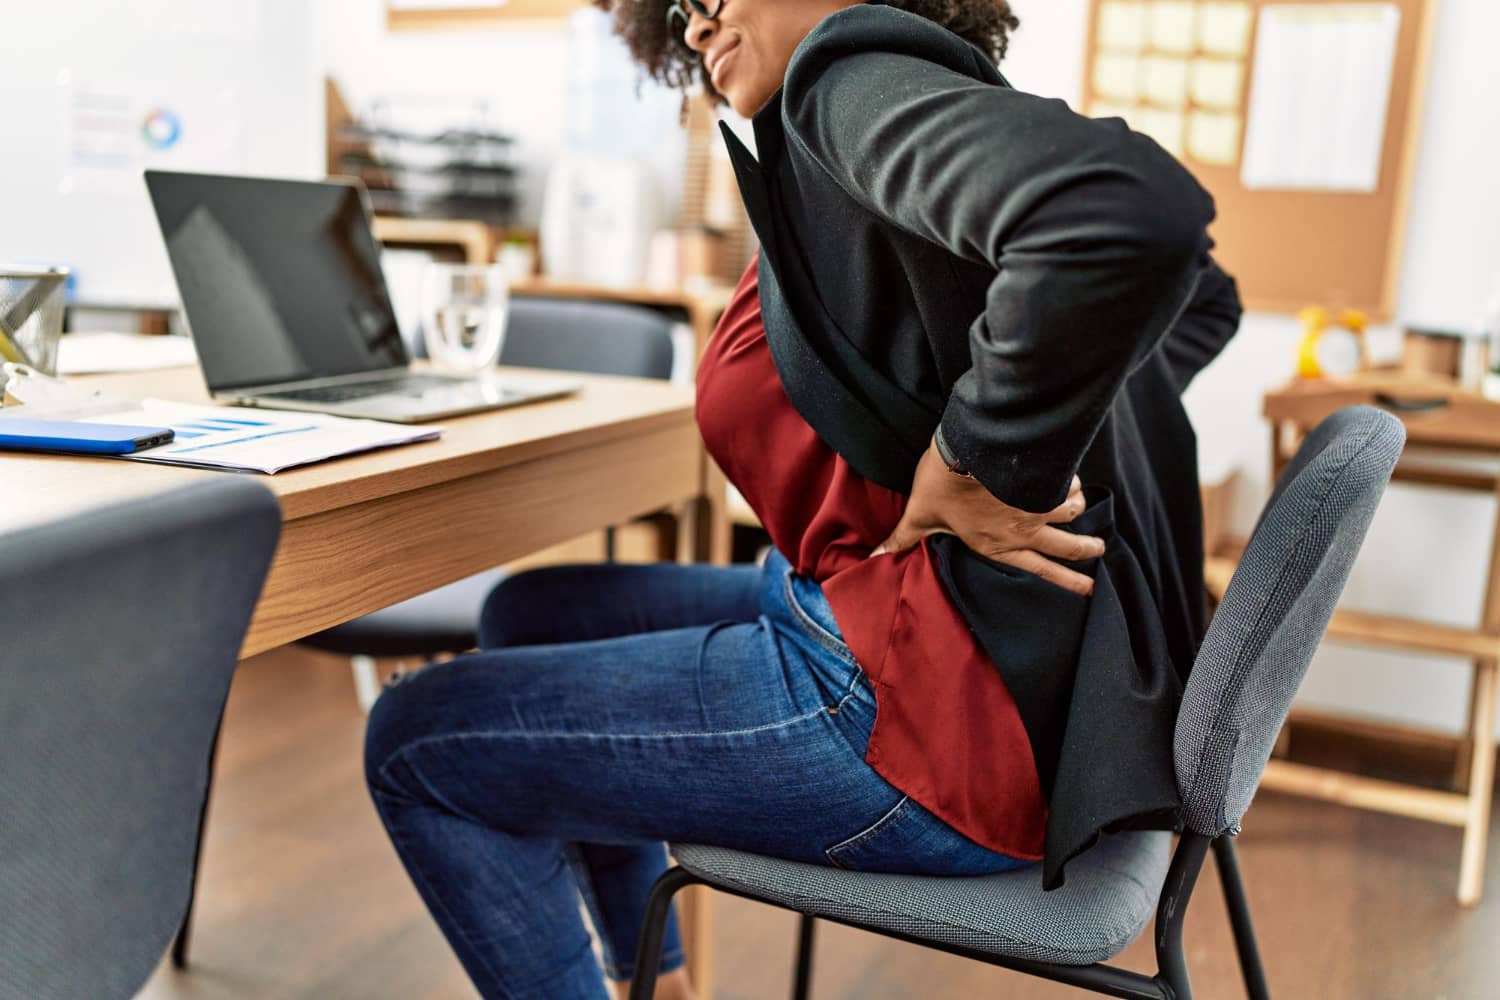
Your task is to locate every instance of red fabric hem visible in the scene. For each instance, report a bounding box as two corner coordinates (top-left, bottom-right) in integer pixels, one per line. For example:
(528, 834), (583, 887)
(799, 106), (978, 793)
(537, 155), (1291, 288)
(824, 543), (1048, 862)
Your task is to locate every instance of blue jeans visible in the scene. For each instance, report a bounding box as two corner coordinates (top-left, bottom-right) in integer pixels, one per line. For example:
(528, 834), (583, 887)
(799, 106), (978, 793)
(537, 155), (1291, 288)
(364, 550), (1028, 999)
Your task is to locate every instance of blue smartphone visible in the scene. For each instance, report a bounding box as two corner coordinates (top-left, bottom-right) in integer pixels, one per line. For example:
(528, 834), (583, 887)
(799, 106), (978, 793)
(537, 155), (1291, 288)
(0, 418), (175, 455)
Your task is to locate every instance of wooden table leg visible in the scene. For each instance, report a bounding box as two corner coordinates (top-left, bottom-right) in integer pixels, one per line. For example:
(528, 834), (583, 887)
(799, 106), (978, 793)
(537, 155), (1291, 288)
(1272, 724), (1293, 760)
(676, 884), (716, 995)
(1459, 660), (1498, 906)
(677, 445), (729, 996)
(1454, 667), (1482, 791)
(1269, 422), (1282, 486)
(1456, 478), (1500, 903)
(685, 455), (733, 567)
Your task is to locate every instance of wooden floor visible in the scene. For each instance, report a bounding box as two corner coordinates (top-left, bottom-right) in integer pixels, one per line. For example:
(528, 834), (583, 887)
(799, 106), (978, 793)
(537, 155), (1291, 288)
(139, 646), (1500, 1000)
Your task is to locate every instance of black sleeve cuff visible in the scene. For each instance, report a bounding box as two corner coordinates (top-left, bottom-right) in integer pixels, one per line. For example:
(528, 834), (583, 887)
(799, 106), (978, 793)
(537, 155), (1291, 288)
(932, 424), (964, 473)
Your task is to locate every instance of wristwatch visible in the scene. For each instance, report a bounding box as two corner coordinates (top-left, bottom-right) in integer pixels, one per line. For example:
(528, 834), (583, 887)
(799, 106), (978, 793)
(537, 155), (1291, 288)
(933, 426), (973, 479)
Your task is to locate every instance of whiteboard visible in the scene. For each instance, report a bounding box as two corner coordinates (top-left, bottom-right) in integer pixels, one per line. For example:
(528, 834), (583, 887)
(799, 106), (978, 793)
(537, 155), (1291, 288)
(1394, 0), (1500, 333)
(0, 0), (322, 308)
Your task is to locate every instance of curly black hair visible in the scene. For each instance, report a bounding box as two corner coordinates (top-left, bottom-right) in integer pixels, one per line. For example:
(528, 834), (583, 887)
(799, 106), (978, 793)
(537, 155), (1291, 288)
(592, 0), (1020, 98)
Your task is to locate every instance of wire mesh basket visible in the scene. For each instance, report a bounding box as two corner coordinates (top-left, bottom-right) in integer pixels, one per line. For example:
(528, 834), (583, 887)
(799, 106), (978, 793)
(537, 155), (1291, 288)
(337, 96), (517, 225)
(0, 269), (68, 381)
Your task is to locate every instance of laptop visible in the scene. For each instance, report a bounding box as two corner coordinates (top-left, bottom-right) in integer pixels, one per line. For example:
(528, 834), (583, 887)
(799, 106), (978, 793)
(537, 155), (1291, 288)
(145, 170), (579, 423)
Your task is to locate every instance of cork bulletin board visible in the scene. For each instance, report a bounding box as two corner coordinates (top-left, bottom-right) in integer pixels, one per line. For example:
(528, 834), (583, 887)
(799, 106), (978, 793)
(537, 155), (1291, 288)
(1081, 0), (1438, 319)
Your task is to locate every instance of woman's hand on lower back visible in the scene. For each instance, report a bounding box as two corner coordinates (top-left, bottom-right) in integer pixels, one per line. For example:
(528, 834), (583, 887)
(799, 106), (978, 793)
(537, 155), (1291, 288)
(870, 439), (1104, 596)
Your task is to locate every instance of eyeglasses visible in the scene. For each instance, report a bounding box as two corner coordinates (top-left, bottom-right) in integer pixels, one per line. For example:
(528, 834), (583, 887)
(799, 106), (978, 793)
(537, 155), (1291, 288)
(666, 0), (727, 63)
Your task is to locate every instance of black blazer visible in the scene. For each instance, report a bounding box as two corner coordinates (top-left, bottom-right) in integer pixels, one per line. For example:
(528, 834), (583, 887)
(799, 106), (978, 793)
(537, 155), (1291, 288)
(723, 5), (1243, 888)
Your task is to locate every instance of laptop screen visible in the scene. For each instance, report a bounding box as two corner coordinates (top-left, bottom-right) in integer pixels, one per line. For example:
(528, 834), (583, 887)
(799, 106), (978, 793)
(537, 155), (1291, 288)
(146, 171), (409, 392)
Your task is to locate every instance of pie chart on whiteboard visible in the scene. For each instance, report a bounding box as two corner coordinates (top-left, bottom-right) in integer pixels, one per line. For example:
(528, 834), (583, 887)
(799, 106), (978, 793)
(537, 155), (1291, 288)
(141, 108), (183, 151)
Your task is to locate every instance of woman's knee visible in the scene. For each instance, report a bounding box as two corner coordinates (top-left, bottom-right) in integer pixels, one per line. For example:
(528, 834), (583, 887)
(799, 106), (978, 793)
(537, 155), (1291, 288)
(477, 565), (582, 648)
(363, 658), (464, 798)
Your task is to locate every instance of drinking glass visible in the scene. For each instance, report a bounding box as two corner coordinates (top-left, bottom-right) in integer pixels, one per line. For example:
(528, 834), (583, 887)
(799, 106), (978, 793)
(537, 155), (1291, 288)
(420, 263), (510, 374)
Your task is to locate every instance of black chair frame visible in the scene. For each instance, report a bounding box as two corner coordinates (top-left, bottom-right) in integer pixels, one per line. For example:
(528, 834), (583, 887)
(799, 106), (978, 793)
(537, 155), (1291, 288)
(171, 716), (225, 968)
(628, 832), (1271, 1000)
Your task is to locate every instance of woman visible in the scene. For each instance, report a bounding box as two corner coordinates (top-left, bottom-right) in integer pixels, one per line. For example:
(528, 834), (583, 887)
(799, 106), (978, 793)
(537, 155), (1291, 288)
(365, 2), (1243, 998)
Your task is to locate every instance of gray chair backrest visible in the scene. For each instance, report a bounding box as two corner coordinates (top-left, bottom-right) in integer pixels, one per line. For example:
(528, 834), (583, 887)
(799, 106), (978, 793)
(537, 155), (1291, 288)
(0, 479), (281, 1000)
(1174, 405), (1404, 836)
(500, 297), (676, 380)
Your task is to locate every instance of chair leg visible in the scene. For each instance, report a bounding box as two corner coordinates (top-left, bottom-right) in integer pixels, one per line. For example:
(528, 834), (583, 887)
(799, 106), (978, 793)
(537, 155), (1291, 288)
(791, 913), (816, 1000)
(1155, 832), (1211, 1000)
(350, 655), (381, 714)
(630, 866), (700, 1000)
(173, 722), (224, 969)
(1213, 837), (1270, 1000)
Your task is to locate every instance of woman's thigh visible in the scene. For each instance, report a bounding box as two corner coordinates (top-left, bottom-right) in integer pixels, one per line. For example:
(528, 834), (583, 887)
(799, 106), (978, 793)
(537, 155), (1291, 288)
(478, 561), (763, 649)
(367, 615), (904, 866)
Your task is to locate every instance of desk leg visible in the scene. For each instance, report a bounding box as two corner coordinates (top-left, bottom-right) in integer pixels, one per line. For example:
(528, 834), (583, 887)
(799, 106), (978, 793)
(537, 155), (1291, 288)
(1457, 483), (1500, 904)
(1455, 670), (1482, 792)
(1456, 490), (1500, 792)
(677, 883), (716, 995)
(686, 455), (733, 567)
(685, 299), (733, 569)
(677, 453), (727, 997)
(1269, 422), (1285, 486)
(1459, 661), (1498, 906)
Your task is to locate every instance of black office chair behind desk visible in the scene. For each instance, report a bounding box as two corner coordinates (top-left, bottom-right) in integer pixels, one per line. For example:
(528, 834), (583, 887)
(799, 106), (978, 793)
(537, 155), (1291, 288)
(299, 296), (681, 711)
(0, 479), (281, 1000)
(631, 406), (1405, 1000)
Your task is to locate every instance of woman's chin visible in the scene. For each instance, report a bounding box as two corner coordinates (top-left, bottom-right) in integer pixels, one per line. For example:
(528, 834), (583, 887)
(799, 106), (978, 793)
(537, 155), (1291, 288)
(728, 86), (775, 119)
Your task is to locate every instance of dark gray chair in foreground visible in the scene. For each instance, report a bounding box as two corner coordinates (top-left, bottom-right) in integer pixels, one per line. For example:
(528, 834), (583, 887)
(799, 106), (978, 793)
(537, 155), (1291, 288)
(299, 296), (679, 710)
(0, 479), (281, 1000)
(631, 406), (1405, 1000)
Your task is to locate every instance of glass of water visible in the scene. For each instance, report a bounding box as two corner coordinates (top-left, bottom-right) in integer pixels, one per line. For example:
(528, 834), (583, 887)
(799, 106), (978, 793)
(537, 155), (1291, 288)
(420, 263), (510, 374)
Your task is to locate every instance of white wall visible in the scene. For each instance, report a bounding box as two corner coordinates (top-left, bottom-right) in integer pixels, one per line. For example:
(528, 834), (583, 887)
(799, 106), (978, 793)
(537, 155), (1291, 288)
(1009, 0), (1500, 735)
(1, 0), (321, 307)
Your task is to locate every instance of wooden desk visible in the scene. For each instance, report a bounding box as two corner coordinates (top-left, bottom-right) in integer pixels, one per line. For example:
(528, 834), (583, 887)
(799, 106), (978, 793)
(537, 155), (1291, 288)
(5, 366), (703, 656)
(1240, 373), (1500, 905)
(3, 364), (719, 986)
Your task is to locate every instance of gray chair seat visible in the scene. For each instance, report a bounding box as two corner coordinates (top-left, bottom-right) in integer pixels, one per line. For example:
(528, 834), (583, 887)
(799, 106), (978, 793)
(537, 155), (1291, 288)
(301, 569), (505, 658)
(672, 831), (1171, 967)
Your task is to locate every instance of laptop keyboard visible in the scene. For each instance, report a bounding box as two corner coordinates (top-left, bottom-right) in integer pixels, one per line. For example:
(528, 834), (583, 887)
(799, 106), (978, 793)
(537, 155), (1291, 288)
(258, 373), (465, 404)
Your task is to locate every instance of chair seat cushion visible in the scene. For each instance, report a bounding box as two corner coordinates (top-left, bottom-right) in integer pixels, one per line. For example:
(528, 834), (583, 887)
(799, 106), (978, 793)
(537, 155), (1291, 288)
(671, 830), (1170, 966)
(298, 570), (505, 658)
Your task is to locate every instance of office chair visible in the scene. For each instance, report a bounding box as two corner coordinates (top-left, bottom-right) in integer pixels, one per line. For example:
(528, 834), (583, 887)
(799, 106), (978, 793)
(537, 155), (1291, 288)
(630, 405), (1405, 1000)
(298, 296), (680, 710)
(0, 479), (281, 1000)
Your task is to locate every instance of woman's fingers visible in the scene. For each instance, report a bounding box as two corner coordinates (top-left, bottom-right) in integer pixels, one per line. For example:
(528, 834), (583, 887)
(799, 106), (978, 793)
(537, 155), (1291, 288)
(1030, 525), (1106, 562)
(999, 549), (1095, 596)
(870, 515), (925, 558)
(1039, 476), (1087, 524)
(1044, 488), (1087, 524)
